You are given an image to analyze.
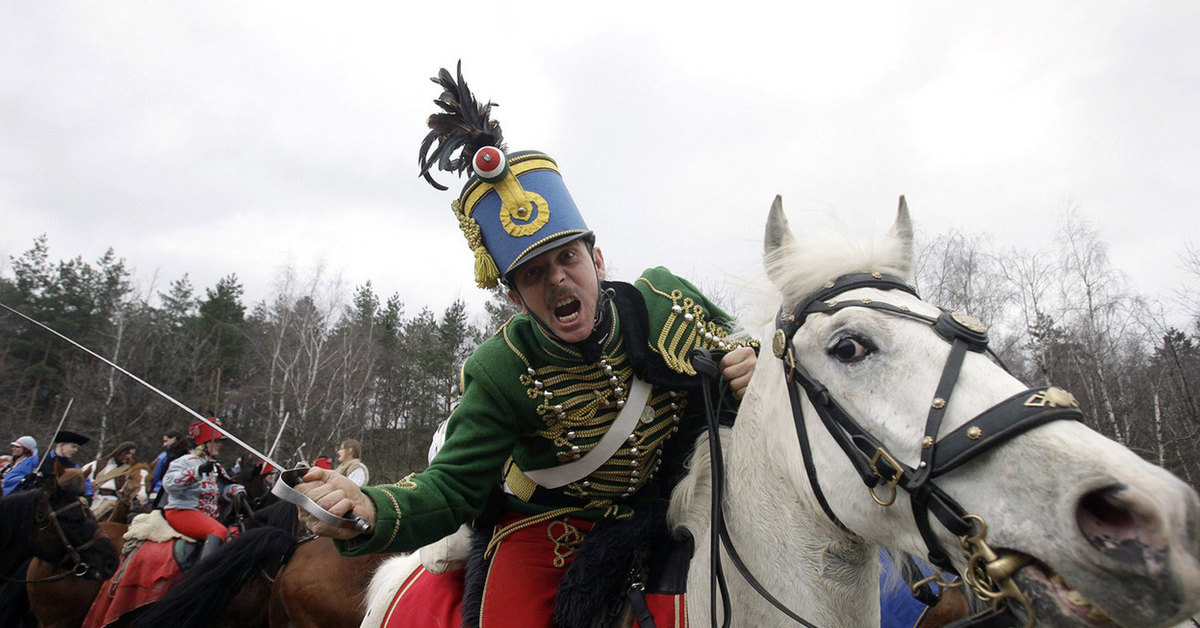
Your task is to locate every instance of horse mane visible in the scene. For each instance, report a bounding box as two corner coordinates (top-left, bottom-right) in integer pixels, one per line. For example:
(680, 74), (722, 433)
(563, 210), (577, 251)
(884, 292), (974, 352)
(249, 500), (303, 535)
(0, 489), (41, 552)
(135, 526), (296, 628)
(667, 430), (726, 539)
(762, 221), (912, 312)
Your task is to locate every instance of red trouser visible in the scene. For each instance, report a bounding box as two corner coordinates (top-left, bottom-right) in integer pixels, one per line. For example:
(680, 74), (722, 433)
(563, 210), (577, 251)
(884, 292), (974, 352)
(163, 508), (228, 540)
(384, 513), (685, 628)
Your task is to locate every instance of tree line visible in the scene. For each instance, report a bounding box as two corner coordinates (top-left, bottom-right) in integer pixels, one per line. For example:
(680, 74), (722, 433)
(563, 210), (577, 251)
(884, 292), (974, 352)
(2, 210), (1197, 487)
(0, 235), (518, 481)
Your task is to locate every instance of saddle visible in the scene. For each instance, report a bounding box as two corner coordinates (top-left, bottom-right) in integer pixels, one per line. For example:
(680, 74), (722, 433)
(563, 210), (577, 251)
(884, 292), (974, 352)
(123, 510), (205, 570)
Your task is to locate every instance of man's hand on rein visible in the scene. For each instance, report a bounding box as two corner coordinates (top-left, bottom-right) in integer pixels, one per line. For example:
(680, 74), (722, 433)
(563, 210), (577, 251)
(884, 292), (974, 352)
(719, 346), (757, 399)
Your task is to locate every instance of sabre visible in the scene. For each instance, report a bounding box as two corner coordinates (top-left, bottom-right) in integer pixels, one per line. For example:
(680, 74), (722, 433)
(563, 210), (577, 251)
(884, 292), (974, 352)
(33, 397), (73, 476)
(0, 302), (285, 472)
(265, 411), (290, 462)
(1, 302), (370, 533)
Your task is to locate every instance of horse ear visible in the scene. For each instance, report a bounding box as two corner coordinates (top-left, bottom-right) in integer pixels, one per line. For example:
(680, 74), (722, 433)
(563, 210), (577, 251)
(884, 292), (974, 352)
(41, 471), (57, 493)
(764, 195), (794, 254)
(887, 195), (914, 276)
(764, 195), (796, 287)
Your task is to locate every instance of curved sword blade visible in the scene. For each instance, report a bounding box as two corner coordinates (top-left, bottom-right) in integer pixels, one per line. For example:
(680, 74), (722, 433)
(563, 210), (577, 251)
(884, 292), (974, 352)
(0, 302), (285, 473)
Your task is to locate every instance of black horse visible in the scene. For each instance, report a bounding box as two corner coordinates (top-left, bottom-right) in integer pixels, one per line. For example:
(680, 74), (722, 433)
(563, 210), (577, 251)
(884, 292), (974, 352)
(0, 467), (120, 626)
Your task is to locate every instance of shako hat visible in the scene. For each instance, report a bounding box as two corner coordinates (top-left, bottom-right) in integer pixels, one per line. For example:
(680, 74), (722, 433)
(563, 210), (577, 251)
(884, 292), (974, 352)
(417, 62), (590, 289)
(188, 418), (226, 445)
(53, 430), (90, 446)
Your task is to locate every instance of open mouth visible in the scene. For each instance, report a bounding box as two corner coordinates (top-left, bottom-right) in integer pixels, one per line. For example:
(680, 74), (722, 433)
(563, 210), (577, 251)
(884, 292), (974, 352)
(553, 297), (581, 323)
(1006, 553), (1118, 627)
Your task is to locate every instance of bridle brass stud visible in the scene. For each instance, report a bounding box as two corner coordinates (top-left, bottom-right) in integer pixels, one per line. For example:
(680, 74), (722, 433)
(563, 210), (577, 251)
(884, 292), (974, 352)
(967, 426), (983, 440)
(950, 311), (988, 334)
(922, 436), (934, 449)
(772, 329), (788, 359)
(931, 397), (946, 409)
(1045, 387), (1079, 408)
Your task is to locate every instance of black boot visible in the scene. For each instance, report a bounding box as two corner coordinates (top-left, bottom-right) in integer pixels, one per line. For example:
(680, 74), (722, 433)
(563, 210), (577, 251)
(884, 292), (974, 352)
(197, 534), (223, 563)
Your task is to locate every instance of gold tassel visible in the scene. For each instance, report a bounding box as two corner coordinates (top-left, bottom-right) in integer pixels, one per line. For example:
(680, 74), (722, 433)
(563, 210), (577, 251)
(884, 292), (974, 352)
(475, 246), (500, 289)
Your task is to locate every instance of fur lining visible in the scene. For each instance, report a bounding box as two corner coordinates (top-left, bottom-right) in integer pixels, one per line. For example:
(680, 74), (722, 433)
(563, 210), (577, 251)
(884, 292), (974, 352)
(460, 507), (677, 628)
(460, 525), (493, 628)
(553, 503), (672, 628)
(125, 510), (197, 544)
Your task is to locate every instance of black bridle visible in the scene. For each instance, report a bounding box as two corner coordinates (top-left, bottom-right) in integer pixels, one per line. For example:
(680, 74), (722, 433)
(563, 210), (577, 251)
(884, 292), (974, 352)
(695, 271), (1086, 628)
(1, 491), (107, 584)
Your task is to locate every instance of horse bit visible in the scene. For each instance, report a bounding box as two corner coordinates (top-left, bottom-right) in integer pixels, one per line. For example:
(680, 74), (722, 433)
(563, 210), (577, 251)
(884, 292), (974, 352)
(769, 271), (1086, 628)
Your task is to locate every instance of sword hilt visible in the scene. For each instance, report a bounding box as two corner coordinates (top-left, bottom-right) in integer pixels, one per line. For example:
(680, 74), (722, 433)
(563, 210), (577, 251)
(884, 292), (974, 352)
(272, 468), (371, 533)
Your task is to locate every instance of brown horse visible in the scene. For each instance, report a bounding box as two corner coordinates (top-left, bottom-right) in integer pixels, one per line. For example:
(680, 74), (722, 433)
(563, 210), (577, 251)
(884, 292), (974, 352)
(136, 500), (388, 628)
(269, 537), (388, 627)
(94, 462), (155, 524)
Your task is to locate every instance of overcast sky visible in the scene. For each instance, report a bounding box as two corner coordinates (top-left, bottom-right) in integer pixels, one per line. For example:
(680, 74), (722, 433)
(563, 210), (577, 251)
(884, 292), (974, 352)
(2, 2), (1198, 329)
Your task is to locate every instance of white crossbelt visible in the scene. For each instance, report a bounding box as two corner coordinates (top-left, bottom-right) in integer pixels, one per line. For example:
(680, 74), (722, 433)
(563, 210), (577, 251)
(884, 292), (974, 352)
(517, 376), (653, 490)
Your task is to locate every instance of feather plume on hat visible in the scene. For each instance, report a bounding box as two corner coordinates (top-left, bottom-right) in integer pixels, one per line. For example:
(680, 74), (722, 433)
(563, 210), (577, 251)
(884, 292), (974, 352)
(417, 61), (505, 191)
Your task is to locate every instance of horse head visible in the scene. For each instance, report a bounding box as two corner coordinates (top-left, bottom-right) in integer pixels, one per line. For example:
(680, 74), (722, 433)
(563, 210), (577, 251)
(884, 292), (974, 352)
(33, 469), (119, 581)
(740, 195), (1200, 627)
(119, 463), (154, 513)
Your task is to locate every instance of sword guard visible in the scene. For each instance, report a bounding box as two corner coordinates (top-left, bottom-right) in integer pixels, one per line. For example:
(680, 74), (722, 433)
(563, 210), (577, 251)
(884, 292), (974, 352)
(272, 468), (372, 533)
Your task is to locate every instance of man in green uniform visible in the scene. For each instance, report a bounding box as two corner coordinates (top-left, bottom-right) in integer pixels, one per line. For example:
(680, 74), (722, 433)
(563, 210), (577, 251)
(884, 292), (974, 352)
(297, 65), (756, 628)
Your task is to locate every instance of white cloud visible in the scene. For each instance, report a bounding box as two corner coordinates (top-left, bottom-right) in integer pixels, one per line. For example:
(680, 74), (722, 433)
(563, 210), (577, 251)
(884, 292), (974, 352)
(2, 1), (1198, 328)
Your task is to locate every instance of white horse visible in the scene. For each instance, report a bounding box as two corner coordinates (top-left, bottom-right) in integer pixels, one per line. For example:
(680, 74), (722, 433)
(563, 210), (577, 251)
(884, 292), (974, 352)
(363, 198), (1200, 627)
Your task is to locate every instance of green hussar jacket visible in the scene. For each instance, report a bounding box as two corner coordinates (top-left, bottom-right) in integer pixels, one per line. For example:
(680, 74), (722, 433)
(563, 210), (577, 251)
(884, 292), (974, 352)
(336, 267), (756, 556)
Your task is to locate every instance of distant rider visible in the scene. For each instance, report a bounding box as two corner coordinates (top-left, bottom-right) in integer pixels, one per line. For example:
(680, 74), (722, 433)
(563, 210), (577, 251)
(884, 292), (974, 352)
(162, 418), (246, 559)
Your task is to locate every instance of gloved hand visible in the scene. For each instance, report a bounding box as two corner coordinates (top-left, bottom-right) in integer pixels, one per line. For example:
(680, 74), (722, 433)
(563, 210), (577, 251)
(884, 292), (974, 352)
(197, 461), (216, 475)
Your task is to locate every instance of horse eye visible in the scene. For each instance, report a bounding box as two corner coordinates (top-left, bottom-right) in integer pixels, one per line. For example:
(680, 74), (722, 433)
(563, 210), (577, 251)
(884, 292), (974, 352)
(829, 337), (871, 363)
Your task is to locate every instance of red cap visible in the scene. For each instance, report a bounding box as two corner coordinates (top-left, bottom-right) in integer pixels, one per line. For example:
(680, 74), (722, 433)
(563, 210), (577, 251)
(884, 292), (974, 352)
(188, 418), (226, 445)
(313, 456), (333, 470)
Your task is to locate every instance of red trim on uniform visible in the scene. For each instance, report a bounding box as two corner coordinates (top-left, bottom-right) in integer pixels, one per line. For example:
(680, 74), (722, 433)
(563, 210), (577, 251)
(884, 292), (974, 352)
(640, 592), (687, 628)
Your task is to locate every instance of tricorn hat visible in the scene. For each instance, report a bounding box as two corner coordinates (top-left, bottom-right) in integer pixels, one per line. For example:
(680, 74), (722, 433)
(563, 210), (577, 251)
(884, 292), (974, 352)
(418, 63), (590, 289)
(53, 430), (90, 446)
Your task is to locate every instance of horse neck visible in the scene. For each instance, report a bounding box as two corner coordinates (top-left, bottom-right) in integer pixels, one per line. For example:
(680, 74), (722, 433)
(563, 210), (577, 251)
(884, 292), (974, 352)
(109, 498), (129, 523)
(703, 344), (881, 627)
(0, 491), (39, 573)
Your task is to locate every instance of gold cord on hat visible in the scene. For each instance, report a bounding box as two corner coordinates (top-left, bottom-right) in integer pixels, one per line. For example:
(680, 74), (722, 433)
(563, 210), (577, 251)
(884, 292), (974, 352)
(452, 199), (501, 288)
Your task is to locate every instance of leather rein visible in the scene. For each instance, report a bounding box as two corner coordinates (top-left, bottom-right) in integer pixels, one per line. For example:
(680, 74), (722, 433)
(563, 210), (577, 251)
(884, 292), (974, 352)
(1, 491), (108, 584)
(694, 271), (1086, 628)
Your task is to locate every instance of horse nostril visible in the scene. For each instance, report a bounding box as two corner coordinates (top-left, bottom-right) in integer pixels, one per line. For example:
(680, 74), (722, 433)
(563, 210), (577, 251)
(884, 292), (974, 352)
(1079, 485), (1136, 533)
(1076, 484), (1167, 563)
